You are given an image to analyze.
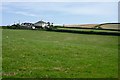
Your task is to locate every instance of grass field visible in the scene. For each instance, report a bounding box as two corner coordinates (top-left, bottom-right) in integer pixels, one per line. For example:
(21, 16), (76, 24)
(2, 29), (118, 78)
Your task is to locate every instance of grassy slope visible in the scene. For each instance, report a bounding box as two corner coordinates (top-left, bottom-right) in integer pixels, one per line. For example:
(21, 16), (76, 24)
(2, 29), (118, 78)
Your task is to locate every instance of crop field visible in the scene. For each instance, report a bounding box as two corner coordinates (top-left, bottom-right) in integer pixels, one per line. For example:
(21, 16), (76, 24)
(2, 29), (118, 78)
(64, 23), (119, 30)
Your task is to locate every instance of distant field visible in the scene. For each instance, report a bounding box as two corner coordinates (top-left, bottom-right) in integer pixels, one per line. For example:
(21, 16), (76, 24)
(64, 24), (97, 28)
(64, 23), (119, 30)
(100, 24), (119, 30)
(2, 29), (118, 78)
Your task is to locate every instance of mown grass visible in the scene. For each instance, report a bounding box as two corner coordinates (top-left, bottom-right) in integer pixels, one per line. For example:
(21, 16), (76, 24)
(2, 29), (118, 78)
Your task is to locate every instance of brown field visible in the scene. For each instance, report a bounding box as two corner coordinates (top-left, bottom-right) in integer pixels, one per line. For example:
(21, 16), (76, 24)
(64, 23), (119, 30)
(100, 24), (119, 30)
(64, 24), (98, 28)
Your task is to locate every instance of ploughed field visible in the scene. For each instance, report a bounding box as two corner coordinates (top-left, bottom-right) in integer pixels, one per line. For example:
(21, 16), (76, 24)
(2, 29), (118, 78)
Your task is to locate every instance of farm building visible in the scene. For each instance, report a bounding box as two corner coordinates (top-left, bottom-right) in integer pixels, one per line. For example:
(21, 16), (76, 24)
(34, 20), (47, 29)
(9, 20), (54, 30)
(34, 20), (53, 29)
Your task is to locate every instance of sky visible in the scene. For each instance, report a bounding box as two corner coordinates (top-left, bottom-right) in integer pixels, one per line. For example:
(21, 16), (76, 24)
(1, 1), (118, 26)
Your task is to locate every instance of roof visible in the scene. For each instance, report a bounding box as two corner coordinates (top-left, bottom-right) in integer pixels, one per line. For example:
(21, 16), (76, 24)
(35, 21), (46, 24)
(21, 23), (34, 26)
(21, 23), (33, 25)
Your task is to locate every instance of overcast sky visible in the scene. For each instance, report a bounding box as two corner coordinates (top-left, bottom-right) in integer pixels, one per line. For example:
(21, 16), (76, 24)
(1, 1), (118, 25)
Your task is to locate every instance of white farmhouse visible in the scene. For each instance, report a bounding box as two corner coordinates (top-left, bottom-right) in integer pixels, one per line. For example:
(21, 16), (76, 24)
(34, 20), (47, 29)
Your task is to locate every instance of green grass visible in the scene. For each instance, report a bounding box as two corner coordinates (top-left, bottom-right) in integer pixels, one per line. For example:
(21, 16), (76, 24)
(2, 29), (118, 78)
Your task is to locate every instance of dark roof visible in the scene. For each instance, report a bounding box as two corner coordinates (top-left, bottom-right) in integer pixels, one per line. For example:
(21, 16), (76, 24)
(21, 23), (33, 24)
(21, 23), (34, 26)
(35, 21), (46, 24)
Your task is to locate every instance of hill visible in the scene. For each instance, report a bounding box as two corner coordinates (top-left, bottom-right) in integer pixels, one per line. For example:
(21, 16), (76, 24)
(64, 23), (119, 30)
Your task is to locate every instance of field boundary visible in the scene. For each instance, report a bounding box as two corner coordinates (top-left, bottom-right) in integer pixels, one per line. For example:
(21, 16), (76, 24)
(50, 29), (120, 36)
